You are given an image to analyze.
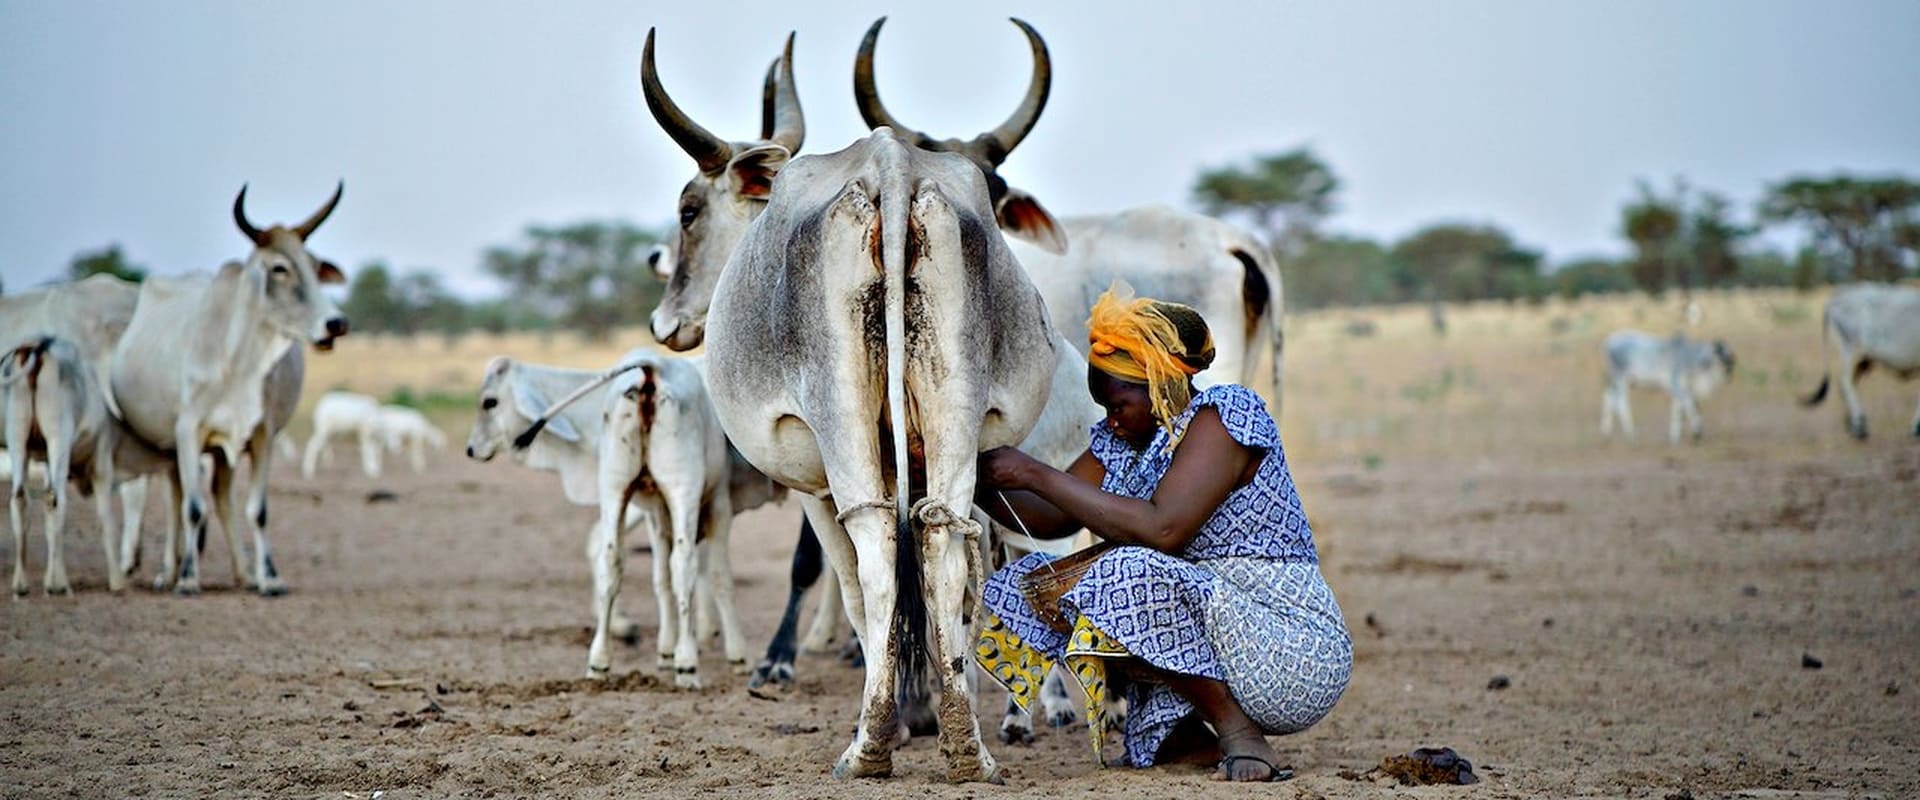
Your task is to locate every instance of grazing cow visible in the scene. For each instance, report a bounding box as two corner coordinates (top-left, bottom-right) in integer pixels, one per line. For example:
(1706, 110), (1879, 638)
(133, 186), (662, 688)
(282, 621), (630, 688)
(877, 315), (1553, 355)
(3, 337), (169, 595)
(853, 18), (1286, 410)
(377, 405), (446, 473)
(301, 391), (385, 479)
(1803, 283), (1920, 439)
(1600, 330), (1735, 443)
(0, 276), (152, 561)
(701, 116), (1059, 780)
(109, 184), (348, 595)
(467, 351), (782, 681)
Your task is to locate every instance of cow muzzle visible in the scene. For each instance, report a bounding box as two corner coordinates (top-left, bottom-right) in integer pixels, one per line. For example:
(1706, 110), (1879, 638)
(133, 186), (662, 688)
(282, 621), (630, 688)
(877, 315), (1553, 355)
(650, 313), (703, 352)
(314, 316), (349, 351)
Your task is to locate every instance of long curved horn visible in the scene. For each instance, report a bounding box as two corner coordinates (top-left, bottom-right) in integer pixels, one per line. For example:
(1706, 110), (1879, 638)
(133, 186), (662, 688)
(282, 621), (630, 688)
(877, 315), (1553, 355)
(759, 59), (777, 142)
(767, 32), (805, 153)
(293, 180), (344, 239)
(231, 185), (270, 244)
(982, 18), (1051, 160)
(852, 17), (932, 147)
(641, 28), (732, 174)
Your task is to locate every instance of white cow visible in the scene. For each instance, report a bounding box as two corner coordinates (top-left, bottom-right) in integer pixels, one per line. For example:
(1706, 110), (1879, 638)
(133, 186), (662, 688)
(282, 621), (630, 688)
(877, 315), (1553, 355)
(466, 351), (783, 682)
(109, 184), (348, 595)
(0, 276), (152, 563)
(3, 336), (170, 595)
(1803, 283), (1920, 439)
(853, 18), (1286, 409)
(700, 115), (1058, 780)
(376, 405), (446, 473)
(639, 29), (1096, 743)
(1600, 330), (1735, 443)
(301, 391), (384, 479)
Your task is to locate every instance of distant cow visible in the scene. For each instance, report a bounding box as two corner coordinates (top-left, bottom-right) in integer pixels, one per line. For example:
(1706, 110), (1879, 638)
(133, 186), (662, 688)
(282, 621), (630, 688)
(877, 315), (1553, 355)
(1600, 330), (1735, 443)
(377, 406), (446, 473)
(1803, 283), (1920, 439)
(301, 391), (384, 479)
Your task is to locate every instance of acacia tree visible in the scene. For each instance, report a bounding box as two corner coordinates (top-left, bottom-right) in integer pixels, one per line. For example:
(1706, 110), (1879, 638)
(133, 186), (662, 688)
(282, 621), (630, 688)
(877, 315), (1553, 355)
(68, 243), (147, 283)
(1620, 181), (1684, 296)
(1192, 148), (1339, 259)
(482, 220), (662, 340)
(1619, 179), (1751, 296)
(1390, 223), (1543, 303)
(1759, 174), (1919, 282)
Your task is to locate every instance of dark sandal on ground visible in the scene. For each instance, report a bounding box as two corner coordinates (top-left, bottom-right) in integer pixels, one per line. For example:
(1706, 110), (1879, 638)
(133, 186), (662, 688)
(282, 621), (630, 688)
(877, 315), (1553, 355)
(1213, 754), (1293, 782)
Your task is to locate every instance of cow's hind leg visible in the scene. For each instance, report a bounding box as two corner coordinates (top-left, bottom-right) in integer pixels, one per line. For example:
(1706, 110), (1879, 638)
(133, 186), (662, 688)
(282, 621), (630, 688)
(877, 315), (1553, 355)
(698, 497), (749, 675)
(1839, 353), (1870, 439)
(40, 438), (71, 595)
(116, 477), (147, 577)
(8, 442), (29, 597)
(586, 490), (638, 678)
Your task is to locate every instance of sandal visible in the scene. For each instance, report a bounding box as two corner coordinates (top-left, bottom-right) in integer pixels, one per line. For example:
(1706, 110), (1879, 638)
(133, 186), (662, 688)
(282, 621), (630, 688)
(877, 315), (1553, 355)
(1214, 754), (1294, 783)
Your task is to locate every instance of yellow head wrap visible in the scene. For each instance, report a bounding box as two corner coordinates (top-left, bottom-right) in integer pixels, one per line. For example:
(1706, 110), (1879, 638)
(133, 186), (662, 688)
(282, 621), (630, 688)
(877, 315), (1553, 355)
(1086, 281), (1215, 436)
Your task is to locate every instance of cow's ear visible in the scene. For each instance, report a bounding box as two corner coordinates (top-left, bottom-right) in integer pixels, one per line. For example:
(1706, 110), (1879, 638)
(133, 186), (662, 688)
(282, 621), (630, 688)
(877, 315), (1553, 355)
(509, 375), (581, 443)
(997, 188), (1067, 255)
(729, 145), (791, 200)
(316, 259), (347, 285)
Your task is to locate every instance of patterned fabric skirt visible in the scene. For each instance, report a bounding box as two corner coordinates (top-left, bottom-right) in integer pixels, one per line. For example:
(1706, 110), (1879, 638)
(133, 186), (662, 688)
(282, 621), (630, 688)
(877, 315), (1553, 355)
(978, 547), (1352, 767)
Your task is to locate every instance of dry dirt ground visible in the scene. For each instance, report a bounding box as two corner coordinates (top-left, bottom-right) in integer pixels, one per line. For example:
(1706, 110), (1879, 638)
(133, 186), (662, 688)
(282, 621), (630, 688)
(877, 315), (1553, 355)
(4, 289), (1917, 799)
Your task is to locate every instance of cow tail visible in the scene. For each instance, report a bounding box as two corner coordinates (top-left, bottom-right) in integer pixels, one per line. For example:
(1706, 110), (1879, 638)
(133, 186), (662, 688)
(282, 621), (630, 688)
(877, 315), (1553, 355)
(1802, 307), (1835, 407)
(880, 169), (932, 706)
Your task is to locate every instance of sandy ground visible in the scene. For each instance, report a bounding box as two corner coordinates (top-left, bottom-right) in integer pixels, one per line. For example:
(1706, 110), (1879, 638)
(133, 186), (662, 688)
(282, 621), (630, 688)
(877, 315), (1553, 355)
(4, 291), (1918, 799)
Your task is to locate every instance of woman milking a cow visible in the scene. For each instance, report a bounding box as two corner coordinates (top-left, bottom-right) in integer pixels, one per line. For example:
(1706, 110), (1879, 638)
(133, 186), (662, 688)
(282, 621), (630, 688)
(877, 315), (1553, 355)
(973, 283), (1352, 783)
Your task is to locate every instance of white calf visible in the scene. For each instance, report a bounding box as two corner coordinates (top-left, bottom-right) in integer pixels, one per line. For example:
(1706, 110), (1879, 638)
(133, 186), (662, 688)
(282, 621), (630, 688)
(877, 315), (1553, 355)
(376, 405), (445, 473)
(302, 391), (384, 479)
(1601, 330), (1735, 443)
(468, 351), (783, 682)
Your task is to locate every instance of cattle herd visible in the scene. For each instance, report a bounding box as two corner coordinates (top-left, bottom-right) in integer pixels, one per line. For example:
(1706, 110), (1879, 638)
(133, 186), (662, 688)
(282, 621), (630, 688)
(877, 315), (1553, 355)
(4, 17), (1919, 785)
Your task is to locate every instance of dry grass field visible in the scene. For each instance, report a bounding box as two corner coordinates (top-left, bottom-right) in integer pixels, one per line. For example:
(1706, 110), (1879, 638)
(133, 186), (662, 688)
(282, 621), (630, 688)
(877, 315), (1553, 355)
(4, 286), (1917, 799)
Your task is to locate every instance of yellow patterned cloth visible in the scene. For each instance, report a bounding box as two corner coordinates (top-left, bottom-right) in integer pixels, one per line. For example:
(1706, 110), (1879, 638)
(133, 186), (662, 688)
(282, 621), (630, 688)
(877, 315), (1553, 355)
(977, 612), (1137, 764)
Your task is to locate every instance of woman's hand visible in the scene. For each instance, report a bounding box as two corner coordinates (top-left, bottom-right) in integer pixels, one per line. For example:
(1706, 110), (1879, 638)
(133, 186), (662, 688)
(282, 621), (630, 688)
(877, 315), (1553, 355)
(977, 446), (1040, 491)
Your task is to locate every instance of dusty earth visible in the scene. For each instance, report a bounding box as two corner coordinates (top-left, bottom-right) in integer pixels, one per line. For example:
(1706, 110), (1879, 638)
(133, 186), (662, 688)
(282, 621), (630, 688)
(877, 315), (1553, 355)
(4, 293), (1919, 799)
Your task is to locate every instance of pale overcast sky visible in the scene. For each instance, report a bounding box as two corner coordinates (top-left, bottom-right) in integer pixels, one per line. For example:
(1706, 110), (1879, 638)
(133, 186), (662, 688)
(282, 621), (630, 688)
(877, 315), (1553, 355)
(2, 1), (1916, 297)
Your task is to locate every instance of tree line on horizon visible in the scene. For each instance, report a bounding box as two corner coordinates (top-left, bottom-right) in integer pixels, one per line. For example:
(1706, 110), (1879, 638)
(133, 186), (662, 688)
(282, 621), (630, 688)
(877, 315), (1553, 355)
(55, 154), (1920, 340)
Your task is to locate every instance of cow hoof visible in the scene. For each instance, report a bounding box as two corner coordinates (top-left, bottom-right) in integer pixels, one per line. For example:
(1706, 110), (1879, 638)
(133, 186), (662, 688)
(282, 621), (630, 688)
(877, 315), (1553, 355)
(673, 667), (702, 690)
(1851, 420), (1869, 440)
(586, 664), (611, 680)
(173, 579), (202, 597)
(748, 659), (794, 690)
(257, 580), (288, 598)
(1045, 707), (1078, 729)
(11, 578), (27, 598)
(946, 758), (1003, 785)
(831, 751), (892, 780)
(45, 583), (72, 597)
(727, 658), (750, 676)
(654, 654), (675, 672)
(997, 722), (1034, 745)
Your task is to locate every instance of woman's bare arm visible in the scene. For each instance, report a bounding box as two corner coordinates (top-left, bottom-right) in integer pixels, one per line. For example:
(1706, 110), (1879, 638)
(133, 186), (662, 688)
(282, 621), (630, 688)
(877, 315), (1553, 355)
(1004, 408), (1254, 554)
(974, 447), (1106, 539)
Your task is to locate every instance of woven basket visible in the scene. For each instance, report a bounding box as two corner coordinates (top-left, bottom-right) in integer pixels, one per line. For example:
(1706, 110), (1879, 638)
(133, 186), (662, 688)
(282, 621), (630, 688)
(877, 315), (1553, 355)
(1018, 541), (1120, 634)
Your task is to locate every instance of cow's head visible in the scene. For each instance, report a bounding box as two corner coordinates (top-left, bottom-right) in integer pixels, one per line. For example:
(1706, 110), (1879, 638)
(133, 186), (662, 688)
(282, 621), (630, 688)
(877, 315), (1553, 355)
(464, 356), (580, 462)
(232, 183), (350, 351)
(642, 30), (805, 351)
(1690, 339), (1736, 399)
(853, 17), (1066, 255)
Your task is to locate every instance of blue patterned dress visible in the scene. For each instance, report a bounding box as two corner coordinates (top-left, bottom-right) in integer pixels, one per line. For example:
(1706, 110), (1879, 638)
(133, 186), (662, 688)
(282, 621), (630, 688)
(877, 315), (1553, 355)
(980, 384), (1352, 767)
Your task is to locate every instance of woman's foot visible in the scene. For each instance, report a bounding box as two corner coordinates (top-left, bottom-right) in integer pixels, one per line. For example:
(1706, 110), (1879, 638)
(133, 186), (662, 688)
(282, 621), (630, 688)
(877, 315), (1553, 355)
(1154, 715), (1223, 766)
(1210, 730), (1287, 782)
